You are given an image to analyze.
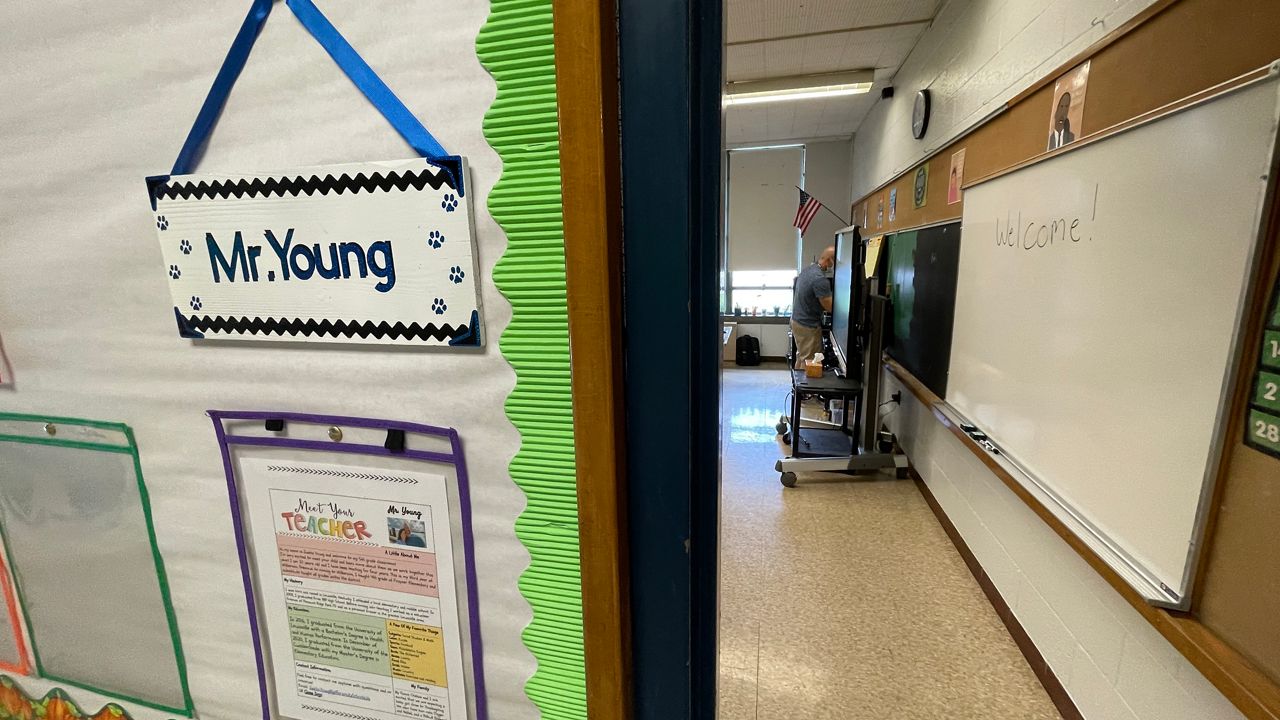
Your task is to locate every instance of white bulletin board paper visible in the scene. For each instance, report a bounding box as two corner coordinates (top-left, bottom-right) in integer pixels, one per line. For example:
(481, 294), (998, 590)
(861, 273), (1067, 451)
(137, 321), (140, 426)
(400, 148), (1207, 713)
(149, 159), (484, 346)
(0, 2), (536, 719)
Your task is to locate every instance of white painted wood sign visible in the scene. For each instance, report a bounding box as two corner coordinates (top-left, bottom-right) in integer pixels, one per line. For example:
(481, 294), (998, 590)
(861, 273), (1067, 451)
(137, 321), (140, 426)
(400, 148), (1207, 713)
(147, 157), (484, 346)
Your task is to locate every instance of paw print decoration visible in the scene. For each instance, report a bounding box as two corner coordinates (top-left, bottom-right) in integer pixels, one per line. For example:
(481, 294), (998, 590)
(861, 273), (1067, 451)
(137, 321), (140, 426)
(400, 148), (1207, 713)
(179, 239), (192, 255)
(156, 215), (169, 231)
(168, 264), (181, 280)
(427, 230), (445, 249)
(441, 193), (459, 212)
(449, 265), (465, 284)
(431, 298), (447, 315)
(189, 296), (203, 312)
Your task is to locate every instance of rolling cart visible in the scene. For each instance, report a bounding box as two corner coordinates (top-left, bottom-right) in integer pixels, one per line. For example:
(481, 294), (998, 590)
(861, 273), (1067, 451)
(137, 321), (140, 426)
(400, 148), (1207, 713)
(775, 291), (908, 487)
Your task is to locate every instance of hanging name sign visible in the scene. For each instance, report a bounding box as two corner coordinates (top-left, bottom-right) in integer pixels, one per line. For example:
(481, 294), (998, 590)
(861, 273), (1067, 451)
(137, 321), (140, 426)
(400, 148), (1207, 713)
(148, 159), (482, 346)
(146, 0), (483, 347)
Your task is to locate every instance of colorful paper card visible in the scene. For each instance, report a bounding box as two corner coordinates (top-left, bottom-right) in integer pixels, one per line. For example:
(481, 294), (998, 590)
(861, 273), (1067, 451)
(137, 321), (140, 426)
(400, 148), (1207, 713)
(0, 555), (29, 676)
(865, 235), (885, 280)
(0, 332), (11, 387)
(210, 411), (486, 720)
(0, 414), (193, 716)
(0, 676), (141, 720)
(147, 159), (484, 346)
(1246, 277), (1280, 459)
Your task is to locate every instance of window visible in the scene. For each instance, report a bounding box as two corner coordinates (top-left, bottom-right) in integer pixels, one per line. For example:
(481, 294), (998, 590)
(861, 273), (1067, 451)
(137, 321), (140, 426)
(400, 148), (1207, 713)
(729, 269), (796, 317)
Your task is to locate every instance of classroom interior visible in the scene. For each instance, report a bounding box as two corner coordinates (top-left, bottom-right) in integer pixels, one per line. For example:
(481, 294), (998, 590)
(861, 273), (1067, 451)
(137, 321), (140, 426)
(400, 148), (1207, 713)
(716, 0), (1280, 719)
(0, 1), (1278, 720)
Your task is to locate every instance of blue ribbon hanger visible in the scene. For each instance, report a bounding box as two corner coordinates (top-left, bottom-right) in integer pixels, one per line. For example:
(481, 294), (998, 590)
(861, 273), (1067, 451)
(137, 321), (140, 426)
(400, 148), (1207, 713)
(169, 0), (457, 190)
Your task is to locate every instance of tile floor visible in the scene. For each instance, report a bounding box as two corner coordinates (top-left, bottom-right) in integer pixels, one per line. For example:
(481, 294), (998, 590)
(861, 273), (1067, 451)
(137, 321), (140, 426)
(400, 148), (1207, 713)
(718, 365), (1061, 719)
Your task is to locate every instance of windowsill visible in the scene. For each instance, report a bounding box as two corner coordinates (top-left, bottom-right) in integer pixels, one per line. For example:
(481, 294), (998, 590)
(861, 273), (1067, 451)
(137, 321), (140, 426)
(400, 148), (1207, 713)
(721, 314), (792, 324)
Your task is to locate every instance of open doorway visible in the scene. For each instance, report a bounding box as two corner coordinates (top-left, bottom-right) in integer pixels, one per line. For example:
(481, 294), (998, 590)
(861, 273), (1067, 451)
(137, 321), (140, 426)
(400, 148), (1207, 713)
(713, 1), (1064, 718)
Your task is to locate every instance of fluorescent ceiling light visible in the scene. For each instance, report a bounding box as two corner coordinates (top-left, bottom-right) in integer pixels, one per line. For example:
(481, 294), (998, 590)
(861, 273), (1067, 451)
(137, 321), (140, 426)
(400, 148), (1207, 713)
(724, 84), (872, 106)
(723, 70), (874, 106)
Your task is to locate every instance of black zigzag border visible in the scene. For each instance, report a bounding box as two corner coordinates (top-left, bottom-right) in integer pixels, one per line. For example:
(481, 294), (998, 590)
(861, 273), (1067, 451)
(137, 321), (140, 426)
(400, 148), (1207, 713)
(301, 704), (380, 720)
(145, 155), (464, 209)
(266, 464), (418, 484)
(174, 310), (480, 344)
(149, 167), (453, 204)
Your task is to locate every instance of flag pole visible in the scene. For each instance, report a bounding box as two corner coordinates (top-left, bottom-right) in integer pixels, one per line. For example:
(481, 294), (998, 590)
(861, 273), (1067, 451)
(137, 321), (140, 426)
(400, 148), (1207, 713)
(795, 185), (851, 227)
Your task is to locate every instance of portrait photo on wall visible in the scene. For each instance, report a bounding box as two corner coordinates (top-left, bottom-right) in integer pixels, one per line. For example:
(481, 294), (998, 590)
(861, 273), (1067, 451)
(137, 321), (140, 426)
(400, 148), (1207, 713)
(947, 148), (966, 205)
(1048, 60), (1090, 151)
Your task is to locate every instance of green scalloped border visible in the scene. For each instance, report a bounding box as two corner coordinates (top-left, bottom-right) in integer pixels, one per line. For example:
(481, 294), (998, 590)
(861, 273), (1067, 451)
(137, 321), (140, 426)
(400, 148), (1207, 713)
(476, 2), (588, 719)
(0, 675), (141, 719)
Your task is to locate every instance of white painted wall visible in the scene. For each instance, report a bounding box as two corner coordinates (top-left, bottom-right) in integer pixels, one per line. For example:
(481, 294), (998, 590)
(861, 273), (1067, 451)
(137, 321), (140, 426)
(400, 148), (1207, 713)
(801, 139), (853, 264)
(881, 371), (1245, 720)
(730, 323), (790, 359)
(850, 0), (1160, 201)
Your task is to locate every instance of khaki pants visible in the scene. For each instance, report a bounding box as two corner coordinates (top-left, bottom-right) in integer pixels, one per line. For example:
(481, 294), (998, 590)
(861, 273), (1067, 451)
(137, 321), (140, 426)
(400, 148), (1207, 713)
(790, 321), (822, 369)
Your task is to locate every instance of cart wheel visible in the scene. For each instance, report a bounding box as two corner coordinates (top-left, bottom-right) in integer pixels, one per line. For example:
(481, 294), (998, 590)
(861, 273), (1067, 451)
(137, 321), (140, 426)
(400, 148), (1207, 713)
(896, 466), (910, 480)
(781, 432), (791, 445)
(775, 421), (788, 435)
(780, 472), (798, 488)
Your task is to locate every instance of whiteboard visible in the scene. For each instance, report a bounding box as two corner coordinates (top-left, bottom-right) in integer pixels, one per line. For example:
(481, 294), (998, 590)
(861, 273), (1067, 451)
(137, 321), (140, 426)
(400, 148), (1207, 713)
(948, 70), (1280, 606)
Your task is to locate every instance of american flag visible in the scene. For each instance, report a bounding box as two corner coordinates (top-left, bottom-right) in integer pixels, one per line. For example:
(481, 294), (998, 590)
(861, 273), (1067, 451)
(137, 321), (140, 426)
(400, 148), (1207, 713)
(793, 188), (822, 234)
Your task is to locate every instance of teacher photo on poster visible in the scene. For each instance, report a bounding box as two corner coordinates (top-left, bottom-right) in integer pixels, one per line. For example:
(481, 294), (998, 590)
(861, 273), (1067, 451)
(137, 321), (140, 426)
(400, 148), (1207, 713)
(389, 517), (428, 547)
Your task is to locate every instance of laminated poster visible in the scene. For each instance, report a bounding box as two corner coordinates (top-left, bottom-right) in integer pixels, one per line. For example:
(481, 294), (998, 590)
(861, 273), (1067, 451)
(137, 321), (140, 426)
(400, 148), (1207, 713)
(0, 414), (192, 716)
(865, 236), (885, 280)
(238, 457), (470, 720)
(947, 148), (966, 205)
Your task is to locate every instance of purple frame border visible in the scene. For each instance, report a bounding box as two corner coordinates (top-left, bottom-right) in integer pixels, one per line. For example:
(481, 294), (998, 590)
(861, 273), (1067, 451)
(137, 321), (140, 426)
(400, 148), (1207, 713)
(208, 409), (488, 720)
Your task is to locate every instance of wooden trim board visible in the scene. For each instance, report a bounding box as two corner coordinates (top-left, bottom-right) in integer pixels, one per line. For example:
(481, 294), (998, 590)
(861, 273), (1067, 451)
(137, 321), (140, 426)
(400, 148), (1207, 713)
(912, 472), (1084, 720)
(551, 1), (632, 717)
(1193, 135), (1280, 679)
(963, 63), (1276, 189)
(885, 358), (1280, 720)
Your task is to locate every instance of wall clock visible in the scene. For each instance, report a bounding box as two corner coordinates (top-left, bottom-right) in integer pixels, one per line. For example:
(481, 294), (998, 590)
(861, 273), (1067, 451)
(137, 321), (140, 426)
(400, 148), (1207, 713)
(912, 89), (931, 139)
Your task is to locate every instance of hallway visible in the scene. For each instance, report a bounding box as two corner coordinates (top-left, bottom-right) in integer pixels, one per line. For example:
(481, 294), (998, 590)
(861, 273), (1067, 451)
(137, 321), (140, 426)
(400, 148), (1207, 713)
(717, 366), (1061, 719)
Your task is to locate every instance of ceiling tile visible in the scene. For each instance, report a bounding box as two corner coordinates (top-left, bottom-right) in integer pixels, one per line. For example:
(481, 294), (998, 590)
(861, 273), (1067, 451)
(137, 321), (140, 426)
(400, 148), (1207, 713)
(727, 0), (940, 44)
(723, 0), (940, 144)
(725, 21), (930, 82)
(726, 42), (766, 80)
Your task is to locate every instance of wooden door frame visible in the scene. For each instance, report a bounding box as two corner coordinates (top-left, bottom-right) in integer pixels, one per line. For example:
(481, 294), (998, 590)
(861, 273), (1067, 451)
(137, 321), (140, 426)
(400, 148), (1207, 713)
(551, 1), (631, 718)
(552, 1), (723, 718)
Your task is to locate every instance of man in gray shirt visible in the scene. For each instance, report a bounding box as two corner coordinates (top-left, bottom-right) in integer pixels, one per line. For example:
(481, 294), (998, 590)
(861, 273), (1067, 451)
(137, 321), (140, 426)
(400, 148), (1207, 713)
(791, 245), (834, 369)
